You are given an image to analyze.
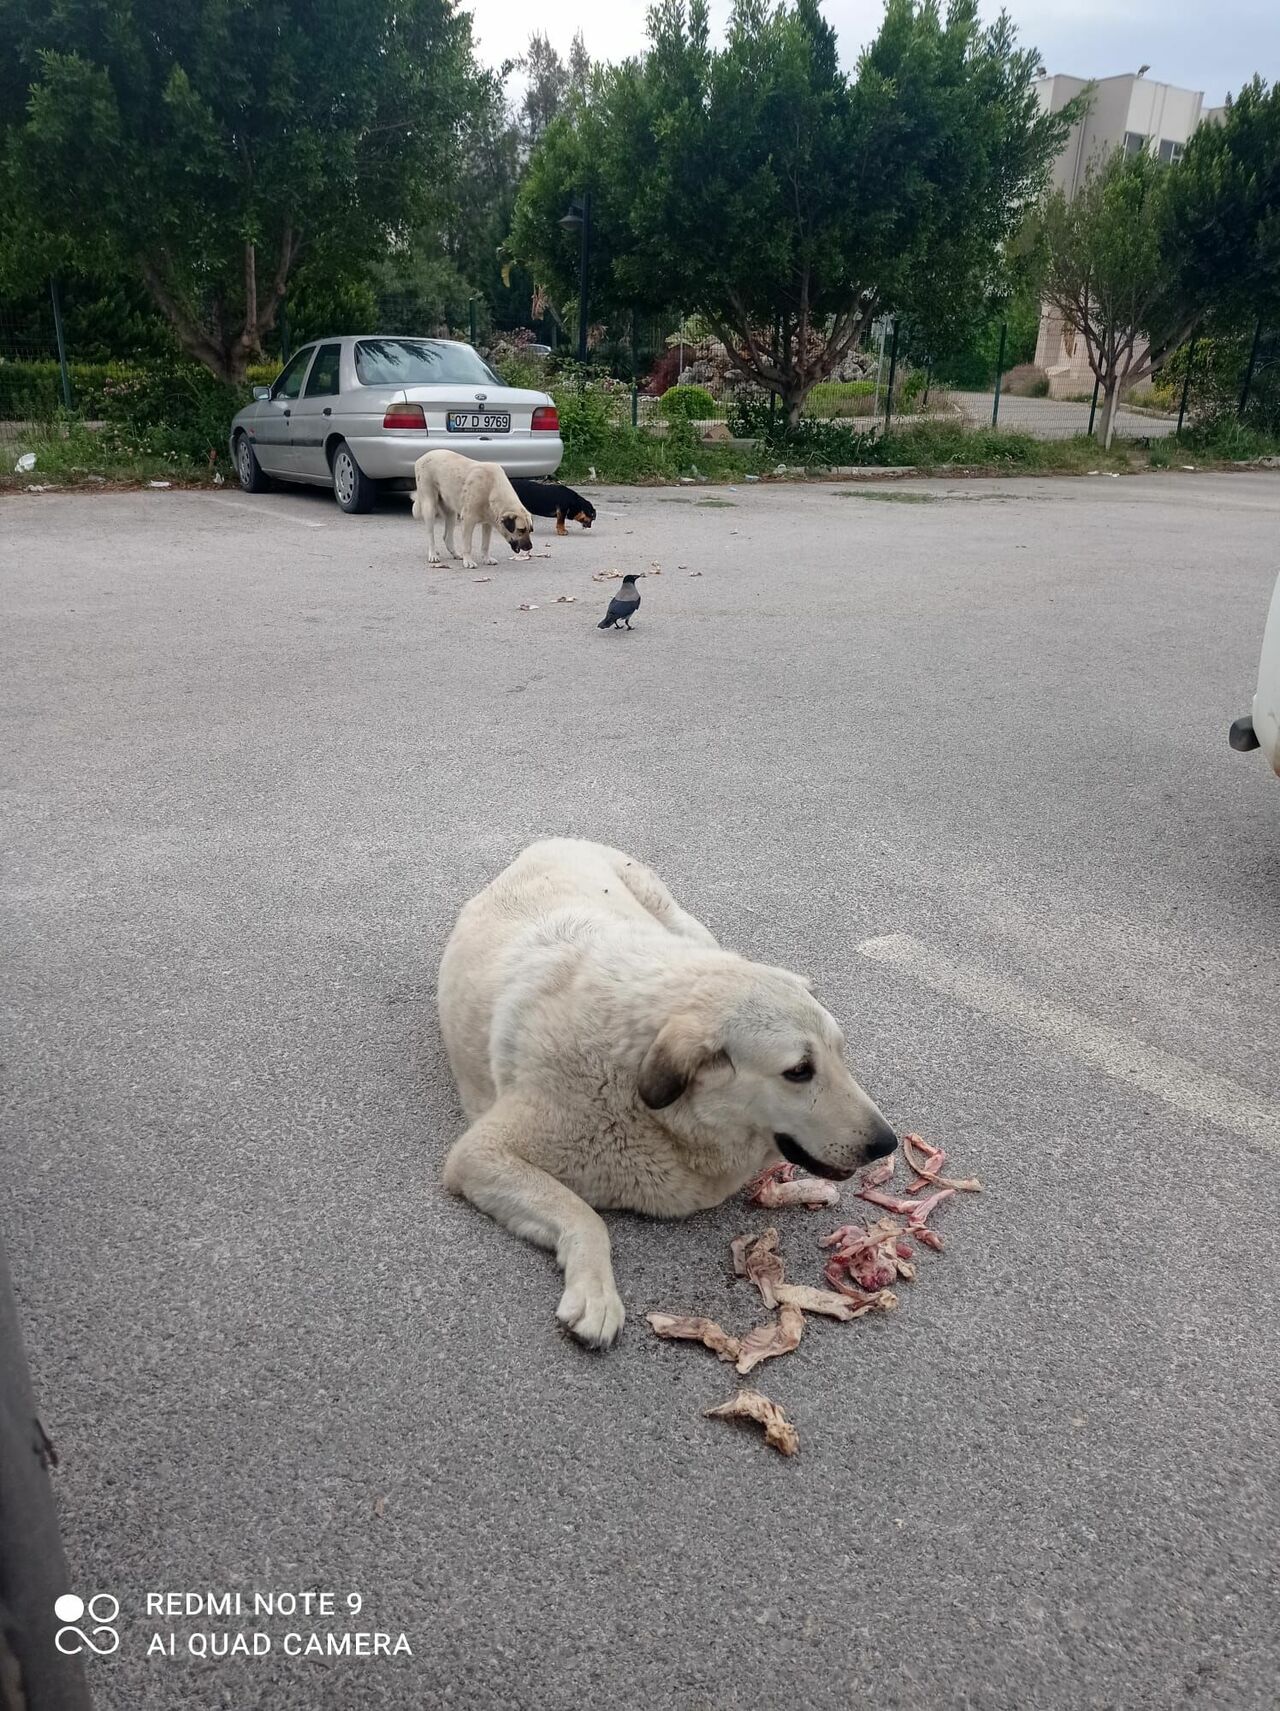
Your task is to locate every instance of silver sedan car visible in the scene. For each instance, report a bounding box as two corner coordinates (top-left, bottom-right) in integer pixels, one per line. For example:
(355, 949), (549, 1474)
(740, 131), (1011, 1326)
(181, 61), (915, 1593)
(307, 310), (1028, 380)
(228, 335), (564, 513)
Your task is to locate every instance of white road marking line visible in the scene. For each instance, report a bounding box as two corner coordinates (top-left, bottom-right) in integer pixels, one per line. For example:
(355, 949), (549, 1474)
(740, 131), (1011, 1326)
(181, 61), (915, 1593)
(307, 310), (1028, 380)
(194, 495), (327, 530)
(856, 932), (1280, 1155)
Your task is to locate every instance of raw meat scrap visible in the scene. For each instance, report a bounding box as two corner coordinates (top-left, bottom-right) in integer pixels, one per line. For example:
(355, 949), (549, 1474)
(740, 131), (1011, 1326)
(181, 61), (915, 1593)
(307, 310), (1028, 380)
(819, 1265), (899, 1315)
(746, 1162), (840, 1210)
(858, 1156), (898, 1188)
(906, 1186), (957, 1251)
(772, 1282), (864, 1321)
(732, 1227), (785, 1307)
(901, 1131), (983, 1194)
(821, 1218), (911, 1289)
(855, 1183), (926, 1217)
(646, 1313), (741, 1363)
(704, 1389), (799, 1456)
(735, 1304), (805, 1375)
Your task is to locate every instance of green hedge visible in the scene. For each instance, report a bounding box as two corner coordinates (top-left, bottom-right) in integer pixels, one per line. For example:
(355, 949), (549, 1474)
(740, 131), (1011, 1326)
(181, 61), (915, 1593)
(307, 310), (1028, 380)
(0, 358), (280, 462)
(658, 384), (717, 421)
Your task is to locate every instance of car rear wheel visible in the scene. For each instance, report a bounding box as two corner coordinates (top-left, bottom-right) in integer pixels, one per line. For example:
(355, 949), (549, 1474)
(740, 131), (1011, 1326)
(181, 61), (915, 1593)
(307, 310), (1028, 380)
(331, 441), (376, 514)
(234, 432), (272, 494)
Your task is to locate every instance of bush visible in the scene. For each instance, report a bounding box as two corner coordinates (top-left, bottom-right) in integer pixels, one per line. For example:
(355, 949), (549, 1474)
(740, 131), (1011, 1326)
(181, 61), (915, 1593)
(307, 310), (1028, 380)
(659, 384), (716, 422)
(643, 347), (684, 397)
(491, 350), (549, 391)
(1169, 321), (1280, 438)
(0, 357), (276, 424)
(726, 394), (877, 463)
(1001, 364), (1050, 397)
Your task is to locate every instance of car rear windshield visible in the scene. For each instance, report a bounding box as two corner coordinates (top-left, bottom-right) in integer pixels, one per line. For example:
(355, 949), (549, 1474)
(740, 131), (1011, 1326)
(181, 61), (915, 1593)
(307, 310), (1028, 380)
(354, 339), (500, 388)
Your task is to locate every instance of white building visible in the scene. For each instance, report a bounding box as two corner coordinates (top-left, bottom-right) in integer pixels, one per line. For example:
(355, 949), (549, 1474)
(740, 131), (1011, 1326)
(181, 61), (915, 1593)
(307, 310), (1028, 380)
(1032, 72), (1223, 396)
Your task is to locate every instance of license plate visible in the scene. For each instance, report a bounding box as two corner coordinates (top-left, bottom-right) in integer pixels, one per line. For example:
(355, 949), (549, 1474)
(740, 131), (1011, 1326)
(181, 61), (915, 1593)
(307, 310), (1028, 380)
(446, 411), (510, 433)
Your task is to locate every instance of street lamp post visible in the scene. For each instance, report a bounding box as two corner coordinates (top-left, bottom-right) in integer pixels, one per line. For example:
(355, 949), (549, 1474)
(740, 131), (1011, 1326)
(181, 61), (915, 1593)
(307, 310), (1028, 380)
(559, 191), (592, 363)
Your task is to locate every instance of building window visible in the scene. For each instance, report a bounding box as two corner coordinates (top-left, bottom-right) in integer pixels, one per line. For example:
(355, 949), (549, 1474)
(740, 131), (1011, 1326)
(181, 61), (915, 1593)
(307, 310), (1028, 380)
(1122, 131), (1148, 157)
(1157, 138), (1184, 163)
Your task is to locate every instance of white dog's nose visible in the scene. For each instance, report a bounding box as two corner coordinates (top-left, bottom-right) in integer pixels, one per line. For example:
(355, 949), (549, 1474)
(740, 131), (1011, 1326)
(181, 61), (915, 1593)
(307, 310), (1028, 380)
(863, 1121), (898, 1160)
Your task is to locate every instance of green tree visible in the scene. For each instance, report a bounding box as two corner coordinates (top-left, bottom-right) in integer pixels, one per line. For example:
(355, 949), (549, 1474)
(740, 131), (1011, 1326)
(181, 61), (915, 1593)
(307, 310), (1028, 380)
(520, 33), (571, 146)
(0, 0), (485, 382)
(1034, 148), (1196, 445)
(510, 0), (1068, 422)
(1168, 78), (1280, 327)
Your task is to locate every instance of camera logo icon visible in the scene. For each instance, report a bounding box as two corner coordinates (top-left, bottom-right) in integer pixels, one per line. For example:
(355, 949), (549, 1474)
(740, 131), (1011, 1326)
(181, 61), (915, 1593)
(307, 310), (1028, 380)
(54, 1593), (120, 1656)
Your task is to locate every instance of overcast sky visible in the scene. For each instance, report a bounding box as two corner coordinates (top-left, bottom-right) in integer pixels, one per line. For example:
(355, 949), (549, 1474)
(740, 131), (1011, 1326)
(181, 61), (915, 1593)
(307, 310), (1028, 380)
(468, 0), (1277, 109)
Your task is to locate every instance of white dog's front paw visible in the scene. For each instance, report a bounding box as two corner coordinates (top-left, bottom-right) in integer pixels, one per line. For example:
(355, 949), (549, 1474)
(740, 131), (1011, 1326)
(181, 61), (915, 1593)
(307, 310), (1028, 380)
(557, 1274), (625, 1349)
(462, 555), (477, 570)
(482, 555), (498, 566)
(427, 550), (442, 564)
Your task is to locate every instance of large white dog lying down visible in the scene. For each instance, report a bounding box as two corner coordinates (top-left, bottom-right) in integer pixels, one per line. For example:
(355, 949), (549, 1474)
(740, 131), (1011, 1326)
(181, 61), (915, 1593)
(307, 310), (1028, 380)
(437, 839), (898, 1348)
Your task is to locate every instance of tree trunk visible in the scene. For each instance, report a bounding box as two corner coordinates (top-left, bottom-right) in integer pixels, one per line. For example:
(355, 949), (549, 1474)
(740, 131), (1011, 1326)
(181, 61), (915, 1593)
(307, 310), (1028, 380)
(1101, 375), (1122, 449)
(783, 373), (823, 429)
(138, 229), (296, 386)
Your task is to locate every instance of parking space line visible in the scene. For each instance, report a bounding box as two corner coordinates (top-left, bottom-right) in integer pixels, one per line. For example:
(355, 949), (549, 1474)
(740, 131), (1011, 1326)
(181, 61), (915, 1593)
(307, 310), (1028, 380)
(194, 495), (327, 530)
(857, 932), (1280, 1155)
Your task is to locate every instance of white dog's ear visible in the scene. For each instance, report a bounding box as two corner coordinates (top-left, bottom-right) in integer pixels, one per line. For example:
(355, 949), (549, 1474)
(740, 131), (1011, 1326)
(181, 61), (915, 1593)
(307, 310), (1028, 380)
(637, 1013), (729, 1109)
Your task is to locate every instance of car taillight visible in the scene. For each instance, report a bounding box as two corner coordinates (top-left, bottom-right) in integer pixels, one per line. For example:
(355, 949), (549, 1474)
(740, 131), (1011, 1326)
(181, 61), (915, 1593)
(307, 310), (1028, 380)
(383, 403), (426, 430)
(531, 406), (559, 432)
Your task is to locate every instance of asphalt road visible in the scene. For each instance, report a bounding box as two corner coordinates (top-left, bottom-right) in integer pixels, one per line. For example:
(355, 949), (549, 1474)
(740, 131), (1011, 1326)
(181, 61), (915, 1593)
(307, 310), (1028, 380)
(3, 473), (1279, 1711)
(954, 390), (1179, 439)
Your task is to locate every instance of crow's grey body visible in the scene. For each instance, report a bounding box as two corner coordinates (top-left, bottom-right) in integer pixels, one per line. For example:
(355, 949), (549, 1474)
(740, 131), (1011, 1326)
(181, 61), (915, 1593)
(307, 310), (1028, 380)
(598, 574), (642, 630)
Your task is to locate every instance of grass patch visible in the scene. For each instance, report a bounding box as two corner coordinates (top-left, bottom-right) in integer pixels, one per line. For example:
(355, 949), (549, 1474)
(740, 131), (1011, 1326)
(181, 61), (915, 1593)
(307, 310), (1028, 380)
(5, 405), (1276, 500)
(0, 419), (219, 490)
(804, 379), (878, 418)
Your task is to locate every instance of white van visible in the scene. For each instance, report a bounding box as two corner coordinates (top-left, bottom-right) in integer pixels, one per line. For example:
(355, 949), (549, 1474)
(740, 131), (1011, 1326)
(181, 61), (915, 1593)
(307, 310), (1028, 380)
(1230, 569), (1280, 776)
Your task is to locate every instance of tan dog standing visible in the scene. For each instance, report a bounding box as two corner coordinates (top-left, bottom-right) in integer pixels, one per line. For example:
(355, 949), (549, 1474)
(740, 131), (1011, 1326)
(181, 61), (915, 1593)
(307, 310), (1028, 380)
(411, 449), (534, 570)
(437, 839), (898, 1348)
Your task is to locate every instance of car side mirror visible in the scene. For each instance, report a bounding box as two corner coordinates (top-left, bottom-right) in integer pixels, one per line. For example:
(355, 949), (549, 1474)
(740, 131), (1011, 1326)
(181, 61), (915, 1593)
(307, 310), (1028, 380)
(252, 385), (271, 401)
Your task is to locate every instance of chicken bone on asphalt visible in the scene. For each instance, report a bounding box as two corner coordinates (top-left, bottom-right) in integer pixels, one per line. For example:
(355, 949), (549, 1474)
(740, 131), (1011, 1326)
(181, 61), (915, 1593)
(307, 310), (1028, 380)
(704, 1390), (800, 1457)
(733, 1304), (805, 1376)
(645, 1313), (741, 1363)
(730, 1228), (784, 1307)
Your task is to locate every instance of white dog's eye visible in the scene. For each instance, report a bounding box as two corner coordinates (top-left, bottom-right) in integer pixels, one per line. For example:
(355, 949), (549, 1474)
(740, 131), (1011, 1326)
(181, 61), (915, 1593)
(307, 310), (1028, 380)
(782, 1060), (814, 1083)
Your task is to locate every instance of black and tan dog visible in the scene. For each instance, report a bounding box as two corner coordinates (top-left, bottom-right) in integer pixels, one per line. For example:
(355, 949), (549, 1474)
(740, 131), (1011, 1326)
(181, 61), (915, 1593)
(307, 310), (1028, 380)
(509, 478), (596, 536)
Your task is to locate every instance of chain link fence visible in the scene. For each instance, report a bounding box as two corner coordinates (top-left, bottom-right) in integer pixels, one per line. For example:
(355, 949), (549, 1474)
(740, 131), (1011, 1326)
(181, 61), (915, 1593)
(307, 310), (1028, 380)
(0, 285), (74, 452)
(3, 279), (1275, 461)
(545, 308), (1277, 447)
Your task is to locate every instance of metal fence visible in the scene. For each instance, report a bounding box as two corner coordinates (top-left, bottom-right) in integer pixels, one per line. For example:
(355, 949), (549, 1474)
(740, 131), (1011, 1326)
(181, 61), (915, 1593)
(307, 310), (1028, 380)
(558, 310), (1278, 446)
(0, 284), (73, 449)
(3, 278), (1275, 456)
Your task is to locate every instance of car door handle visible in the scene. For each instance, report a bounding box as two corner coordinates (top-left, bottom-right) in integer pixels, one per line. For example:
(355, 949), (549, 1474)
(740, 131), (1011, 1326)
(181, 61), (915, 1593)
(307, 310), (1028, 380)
(282, 407), (291, 417)
(322, 407), (332, 416)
